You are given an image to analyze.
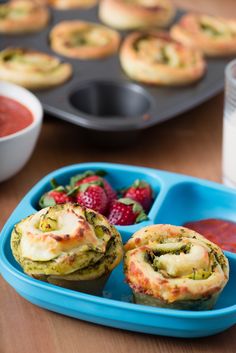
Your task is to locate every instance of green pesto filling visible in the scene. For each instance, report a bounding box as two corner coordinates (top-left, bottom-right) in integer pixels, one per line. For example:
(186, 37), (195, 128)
(145, 242), (216, 280)
(200, 23), (227, 37)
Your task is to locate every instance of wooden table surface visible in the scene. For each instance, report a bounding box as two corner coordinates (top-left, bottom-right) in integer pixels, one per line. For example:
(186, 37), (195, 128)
(1, 0), (236, 352)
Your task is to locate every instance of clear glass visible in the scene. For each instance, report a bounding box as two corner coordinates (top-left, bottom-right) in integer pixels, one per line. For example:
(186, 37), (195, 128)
(222, 59), (236, 187)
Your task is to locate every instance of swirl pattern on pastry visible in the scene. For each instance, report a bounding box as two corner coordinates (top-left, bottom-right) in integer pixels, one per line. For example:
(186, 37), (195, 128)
(99, 0), (175, 30)
(120, 31), (206, 85)
(124, 224), (229, 310)
(49, 0), (97, 9)
(50, 20), (120, 59)
(170, 13), (236, 57)
(0, 48), (72, 90)
(0, 0), (49, 34)
(11, 203), (123, 283)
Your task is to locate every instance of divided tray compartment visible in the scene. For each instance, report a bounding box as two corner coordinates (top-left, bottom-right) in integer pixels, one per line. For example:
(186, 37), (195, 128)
(0, 6), (234, 144)
(1, 162), (236, 338)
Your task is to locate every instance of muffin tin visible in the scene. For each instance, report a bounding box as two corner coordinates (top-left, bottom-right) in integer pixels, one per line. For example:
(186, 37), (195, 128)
(0, 162), (236, 338)
(0, 5), (234, 142)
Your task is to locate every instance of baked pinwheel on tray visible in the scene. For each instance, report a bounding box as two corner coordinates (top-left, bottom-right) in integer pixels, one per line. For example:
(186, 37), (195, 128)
(10, 203), (123, 294)
(50, 20), (120, 59)
(99, 0), (176, 30)
(170, 13), (236, 57)
(49, 0), (97, 9)
(124, 224), (229, 310)
(0, 48), (72, 90)
(120, 32), (206, 85)
(0, 0), (49, 34)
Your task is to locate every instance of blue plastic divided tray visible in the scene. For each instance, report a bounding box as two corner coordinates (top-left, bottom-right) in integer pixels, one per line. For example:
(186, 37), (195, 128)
(0, 162), (236, 338)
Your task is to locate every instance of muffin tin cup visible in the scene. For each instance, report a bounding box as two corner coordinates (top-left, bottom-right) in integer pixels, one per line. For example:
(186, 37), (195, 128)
(40, 273), (110, 295)
(1, 162), (236, 338)
(0, 7), (234, 145)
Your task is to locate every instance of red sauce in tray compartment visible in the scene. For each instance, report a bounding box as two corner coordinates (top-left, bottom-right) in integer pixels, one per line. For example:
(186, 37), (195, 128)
(184, 218), (236, 253)
(0, 96), (33, 138)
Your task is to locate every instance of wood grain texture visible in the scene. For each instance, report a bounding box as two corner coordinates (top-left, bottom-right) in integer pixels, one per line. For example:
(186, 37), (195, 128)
(0, 1), (235, 352)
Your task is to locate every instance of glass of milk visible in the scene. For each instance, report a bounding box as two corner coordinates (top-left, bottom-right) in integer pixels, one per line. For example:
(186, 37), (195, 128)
(222, 59), (236, 187)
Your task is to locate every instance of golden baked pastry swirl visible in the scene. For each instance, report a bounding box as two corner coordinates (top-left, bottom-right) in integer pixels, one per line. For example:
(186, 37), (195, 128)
(50, 21), (120, 59)
(120, 32), (206, 86)
(11, 204), (123, 290)
(0, 48), (72, 90)
(0, 0), (49, 34)
(99, 0), (176, 30)
(170, 13), (236, 57)
(124, 224), (229, 310)
(49, 0), (97, 9)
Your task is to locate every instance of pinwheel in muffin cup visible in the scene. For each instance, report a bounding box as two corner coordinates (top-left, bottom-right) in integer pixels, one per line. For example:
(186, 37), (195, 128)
(0, 0), (49, 34)
(119, 31), (206, 86)
(50, 21), (120, 59)
(170, 13), (236, 57)
(0, 48), (72, 90)
(11, 203), (123, 294)
(99, 0), (176, 30)
(124, 224), (229, 310)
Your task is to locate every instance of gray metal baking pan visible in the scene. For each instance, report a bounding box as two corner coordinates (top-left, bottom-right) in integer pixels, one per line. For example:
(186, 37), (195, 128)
(0, 5), (233, 141)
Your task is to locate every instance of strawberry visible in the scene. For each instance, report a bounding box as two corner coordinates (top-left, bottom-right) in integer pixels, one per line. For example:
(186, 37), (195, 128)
(70, 170), (117, 206)
(39, 186), (73, 208)
(108, 198), (147, 226)
(75, 181), (108, 214)
(123, 179), (153, 212)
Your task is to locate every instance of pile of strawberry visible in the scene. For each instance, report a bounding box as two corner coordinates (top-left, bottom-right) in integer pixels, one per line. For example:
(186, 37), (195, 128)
(39, 170), (154, 226)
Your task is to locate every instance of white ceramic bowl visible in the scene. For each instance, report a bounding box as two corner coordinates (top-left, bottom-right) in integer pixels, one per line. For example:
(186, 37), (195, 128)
(0, 81), (43, 182)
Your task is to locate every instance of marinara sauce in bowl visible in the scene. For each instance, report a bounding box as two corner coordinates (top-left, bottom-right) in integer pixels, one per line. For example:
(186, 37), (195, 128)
(0, 81), (43, 182)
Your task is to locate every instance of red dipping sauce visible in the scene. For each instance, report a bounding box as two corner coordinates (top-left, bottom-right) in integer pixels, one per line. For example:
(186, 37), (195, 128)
(0, 95), (34, 138)
(184, 218), (236, 253)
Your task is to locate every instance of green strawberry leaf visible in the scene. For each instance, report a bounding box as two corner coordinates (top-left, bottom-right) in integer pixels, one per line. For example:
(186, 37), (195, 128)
(136, 211), (148, 223)
(78, 180), (104, 193)
(50, 178), (59, 189)
(54, 186), (65, 192)
(70, 170), (95, 187)
(70, 170), (107, 187)
(118, 197), (136, 206)
(133, 179), (149, 188)
(39, 194), (56, 209)
(67, 186), (79, 196)
(95, 170), (107, 177)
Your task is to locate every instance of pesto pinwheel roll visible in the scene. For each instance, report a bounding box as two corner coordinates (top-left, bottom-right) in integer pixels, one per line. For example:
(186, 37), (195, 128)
(11, 203), (123, 294)
(50, 21), (120, 59)
(120, 32), (206, 85)
(170, 13), (236, 57)
(0, 0), (49, 34)
(99, 0), (175, 30)
(0, 48), (72, 90)
(49, 0), (97, 9)
(124, 224), (229, 310)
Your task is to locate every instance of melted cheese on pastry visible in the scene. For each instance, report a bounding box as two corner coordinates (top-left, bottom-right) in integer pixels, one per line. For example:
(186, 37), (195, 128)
(19, 205), (105, 261)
